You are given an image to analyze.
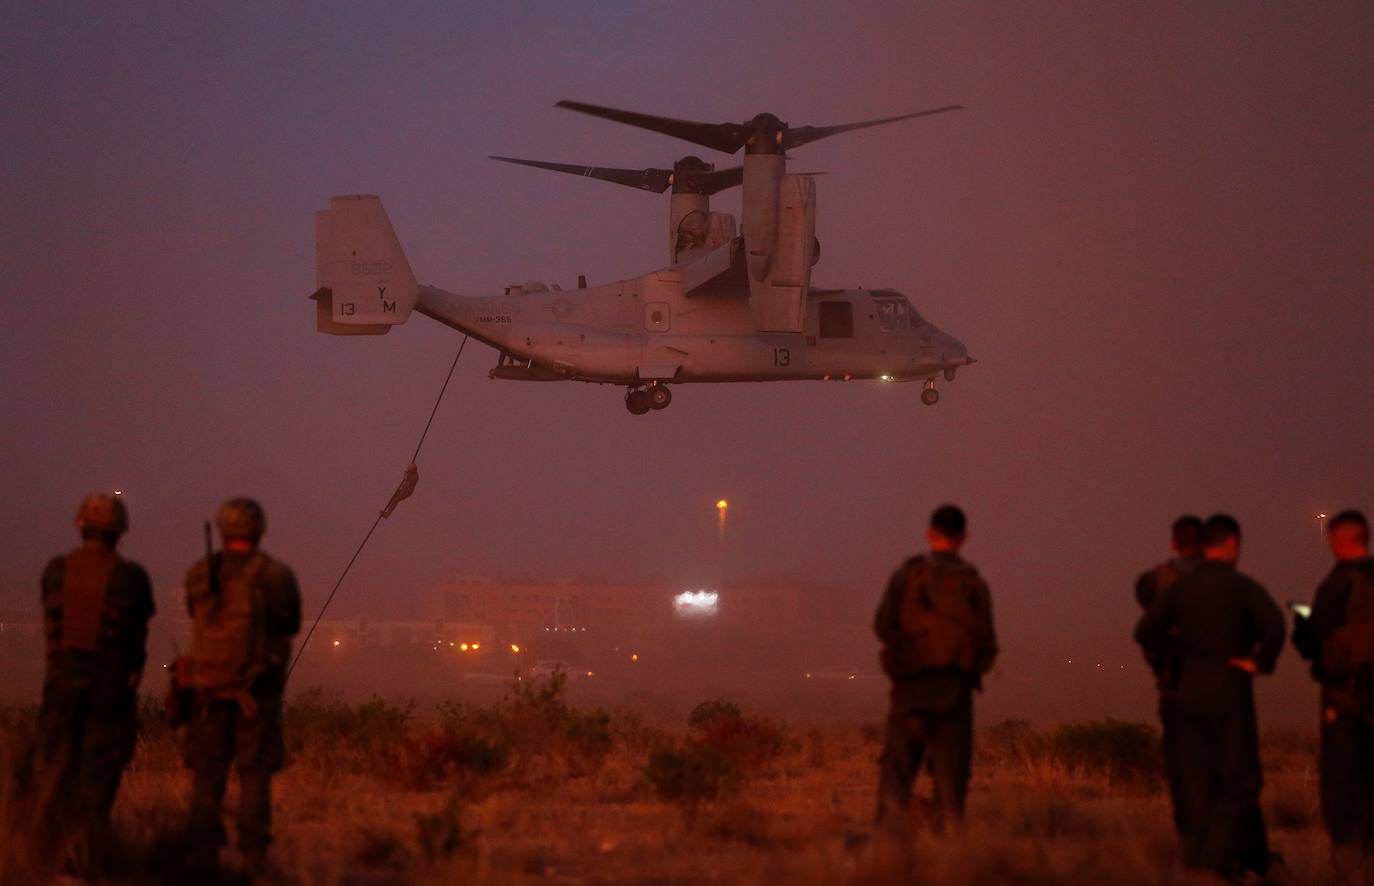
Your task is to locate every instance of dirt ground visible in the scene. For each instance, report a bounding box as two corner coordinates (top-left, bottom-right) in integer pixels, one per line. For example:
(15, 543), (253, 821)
(0, 682), (1346, 884)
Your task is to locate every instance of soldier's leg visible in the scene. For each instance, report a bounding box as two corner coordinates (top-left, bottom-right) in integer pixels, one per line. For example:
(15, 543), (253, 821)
(74, 686), (138, 869)
(1168, 709), (1213, 869)
(1320, 706), (1363, 848)
(1198, 681), (1269, 877)
(876, 701), (926, 826)
(236, 770), (273, 862)
(1362, 719), (1374, 863)
(185, 701), (237, 856)
(80, 684), (138, 825)
(927, 691), (973, 827)
(35, 679), (91, 847)
(1158, 690), (1189, 837)
(234, 692), (286, 860)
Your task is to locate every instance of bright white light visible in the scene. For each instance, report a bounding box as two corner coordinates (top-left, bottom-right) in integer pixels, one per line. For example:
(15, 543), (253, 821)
(674, 589), (720, 617)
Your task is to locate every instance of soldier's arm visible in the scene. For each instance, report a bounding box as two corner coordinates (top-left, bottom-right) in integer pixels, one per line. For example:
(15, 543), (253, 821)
(41, 556), (64, 653)
(1134, 582), (1175, 659)
(184, 560), (202, 618)
(1134, 570), (1156, 610)
(873, 566), (907, 644)
(1303, 572), (1346, 654)
(1246, 579), (1286, 675)
(974, 574), (998, 673)
(263, 561), (302, 638)
(120, 562), (155, 676)
(1297, 570), (1347, 675)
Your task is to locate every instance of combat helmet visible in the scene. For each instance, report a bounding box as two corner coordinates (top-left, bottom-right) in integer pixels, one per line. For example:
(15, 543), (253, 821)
(217, 497), (266, 540)
(76, 493), (129, 535)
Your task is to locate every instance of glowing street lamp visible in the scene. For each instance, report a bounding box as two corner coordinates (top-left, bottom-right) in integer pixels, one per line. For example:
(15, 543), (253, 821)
(1318, 512), (1328, 540)
(716, 499), (729, 582)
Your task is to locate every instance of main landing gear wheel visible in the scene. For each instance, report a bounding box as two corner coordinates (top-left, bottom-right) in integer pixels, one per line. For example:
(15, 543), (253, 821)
(625, 389), (652, 415)
(920, 384), (940, 406)
(648, 385), (672, 410)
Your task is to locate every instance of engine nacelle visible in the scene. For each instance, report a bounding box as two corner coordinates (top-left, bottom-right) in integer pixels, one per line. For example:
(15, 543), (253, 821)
(749, 174), (816, 332)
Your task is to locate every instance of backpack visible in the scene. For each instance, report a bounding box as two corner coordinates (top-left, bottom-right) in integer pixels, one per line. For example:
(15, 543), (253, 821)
(186, 553), (268, 693)
(1322, 567), (1374, 683)
(883, 557), (988, 676)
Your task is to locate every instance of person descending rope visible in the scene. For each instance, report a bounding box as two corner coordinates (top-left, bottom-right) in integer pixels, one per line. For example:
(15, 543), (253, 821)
(289, 336), (468, 679)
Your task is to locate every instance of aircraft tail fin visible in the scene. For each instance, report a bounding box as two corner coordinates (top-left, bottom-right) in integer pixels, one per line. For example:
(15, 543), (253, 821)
(312, 195), (418, 335)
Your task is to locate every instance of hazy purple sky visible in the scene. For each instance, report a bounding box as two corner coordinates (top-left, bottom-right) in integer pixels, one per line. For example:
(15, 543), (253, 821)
(3, 2), (1372, 720)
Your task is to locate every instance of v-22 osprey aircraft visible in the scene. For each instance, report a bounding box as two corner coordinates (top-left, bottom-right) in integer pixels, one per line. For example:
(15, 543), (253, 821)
(310, 100), (975, 414)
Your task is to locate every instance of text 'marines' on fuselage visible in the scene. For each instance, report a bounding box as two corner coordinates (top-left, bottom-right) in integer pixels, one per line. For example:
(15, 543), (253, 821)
(309, 100), (975, 414)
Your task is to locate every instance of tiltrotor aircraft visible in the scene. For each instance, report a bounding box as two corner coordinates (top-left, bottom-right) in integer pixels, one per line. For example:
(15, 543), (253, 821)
(310, 100), (975, 414)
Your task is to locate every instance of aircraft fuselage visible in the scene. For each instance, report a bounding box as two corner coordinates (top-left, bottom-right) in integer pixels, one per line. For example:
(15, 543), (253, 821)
(415, 272), (971, 388)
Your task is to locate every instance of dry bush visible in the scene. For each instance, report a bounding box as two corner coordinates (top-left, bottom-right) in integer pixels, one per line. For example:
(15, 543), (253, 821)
(285, 689), (415, 761)
(0, 690), (1341, 884)
(644, 744), (741, 807)
(434, 669), (615, 782)
(1045, 719), (1162, 783)
(688, 698), (786, 769)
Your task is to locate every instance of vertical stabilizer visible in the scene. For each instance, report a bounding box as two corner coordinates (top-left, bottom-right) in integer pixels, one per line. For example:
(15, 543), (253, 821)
(312, 195), (418, 334)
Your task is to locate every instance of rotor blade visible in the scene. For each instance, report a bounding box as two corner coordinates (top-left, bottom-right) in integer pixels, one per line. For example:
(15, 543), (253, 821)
(556, 100), (748, 154)
(489, 155), (673, 193)
(781, 104), (965, 151)
(692, 166), (744, 195)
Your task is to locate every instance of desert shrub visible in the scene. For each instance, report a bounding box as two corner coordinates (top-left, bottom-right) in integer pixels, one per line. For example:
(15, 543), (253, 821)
(402, 726), (509, 787)
(354, 827), (412, 872)
(562, 708), (613, 774)
(644, 746), (741, 806)
(691, 711), (785, 768)
(688, 699), (743, 730)
(416, 795), (477, 864)
(1047, 719), (1161, 783)
(606, 708), (667, 755)
(703, 800), (776, 847)
(427, 670), (614, 783)
(1008, 792), (1107, 840)
(982, 717), (1045, 764)
(285, 689), (414, 757)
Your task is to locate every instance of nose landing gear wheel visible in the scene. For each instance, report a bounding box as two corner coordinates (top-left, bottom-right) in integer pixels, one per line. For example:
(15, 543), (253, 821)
(920, 385), (940, 406)
(625, 389), (652, 415)
(648, 385), (672, 410)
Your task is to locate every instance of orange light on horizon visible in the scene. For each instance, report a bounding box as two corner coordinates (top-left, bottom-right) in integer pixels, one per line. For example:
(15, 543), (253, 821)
(716, 499), (728, 510)
(511, 644), (521, 653)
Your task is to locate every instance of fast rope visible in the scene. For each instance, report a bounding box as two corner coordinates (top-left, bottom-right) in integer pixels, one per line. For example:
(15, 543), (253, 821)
(288, 335), (469, 678)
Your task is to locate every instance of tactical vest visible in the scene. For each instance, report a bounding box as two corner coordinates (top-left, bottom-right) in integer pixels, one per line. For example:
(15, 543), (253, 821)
(58, 547), (118, 652)
(186, 552), (268, 693)
(1323, 566), (1374, 682)
(892, 557), (987, 674)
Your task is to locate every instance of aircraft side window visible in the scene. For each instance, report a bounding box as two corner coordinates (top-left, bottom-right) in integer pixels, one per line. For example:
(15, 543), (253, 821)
(877, 301), (905, 332)
(819, 301), (854, 339)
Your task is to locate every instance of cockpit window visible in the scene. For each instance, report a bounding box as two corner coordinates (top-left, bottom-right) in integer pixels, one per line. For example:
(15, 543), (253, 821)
(872, 291), (926, 331)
